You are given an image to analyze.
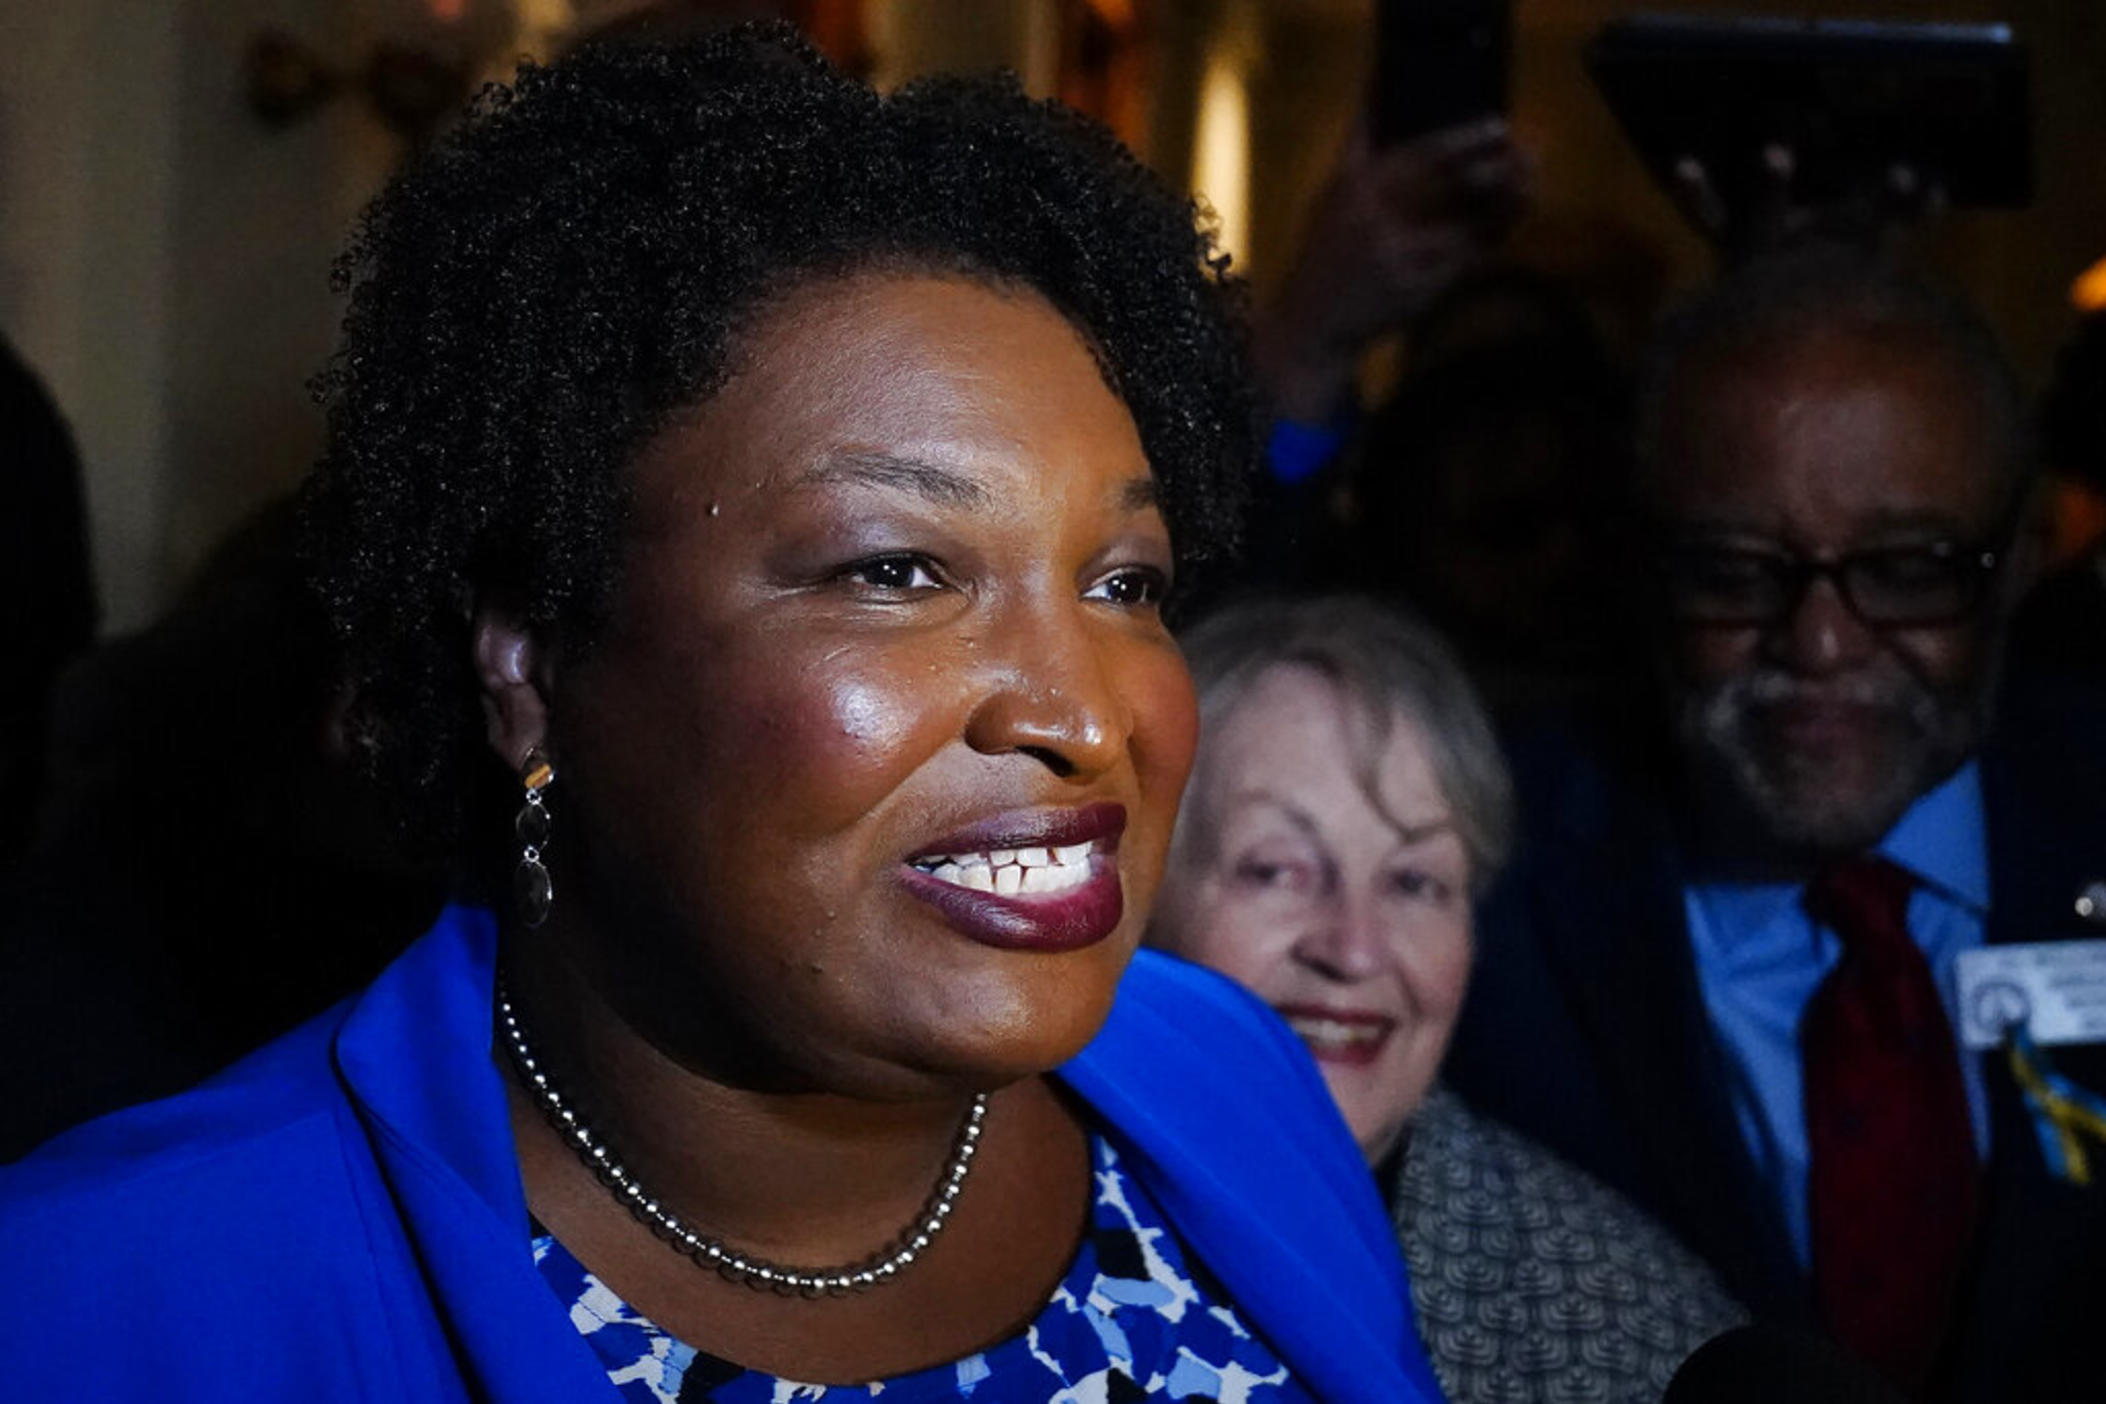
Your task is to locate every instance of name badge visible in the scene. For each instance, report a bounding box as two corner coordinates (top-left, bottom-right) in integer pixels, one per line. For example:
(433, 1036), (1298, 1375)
(1956, 941), (2106, 1050)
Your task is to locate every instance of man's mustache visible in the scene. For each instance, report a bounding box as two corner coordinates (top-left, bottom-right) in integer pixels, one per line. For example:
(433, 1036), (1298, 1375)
(1719, 668), (1923, 713)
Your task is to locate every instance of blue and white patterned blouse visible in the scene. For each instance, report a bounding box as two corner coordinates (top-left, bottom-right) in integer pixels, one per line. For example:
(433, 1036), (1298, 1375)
(532, 1137), (1315, 1403)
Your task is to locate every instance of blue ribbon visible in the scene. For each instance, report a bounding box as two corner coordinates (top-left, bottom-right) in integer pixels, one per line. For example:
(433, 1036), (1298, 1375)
(2006, 1024), (2106, 1187)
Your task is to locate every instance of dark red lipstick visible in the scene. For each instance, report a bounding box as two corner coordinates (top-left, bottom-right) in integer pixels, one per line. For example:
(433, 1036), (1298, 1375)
(900, 802), (1127, 953)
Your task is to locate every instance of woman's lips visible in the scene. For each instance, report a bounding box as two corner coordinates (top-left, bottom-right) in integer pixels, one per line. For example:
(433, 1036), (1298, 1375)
(1272, 1004), (1397, 1068)
(899, 802), (1127, 953)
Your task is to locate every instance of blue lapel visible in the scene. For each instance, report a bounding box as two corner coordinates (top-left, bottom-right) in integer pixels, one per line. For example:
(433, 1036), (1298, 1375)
(335, 911), (1442, 1402)
(1061, 950), (1446, 1404)
(334, 905), (621, 1403)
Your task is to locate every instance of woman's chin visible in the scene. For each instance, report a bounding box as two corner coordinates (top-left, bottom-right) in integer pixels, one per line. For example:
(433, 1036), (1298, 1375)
(873, 942), (1133, 1093)
(1353, 1114), (1414, 1167)
(1320, 1065), (1430, 1166)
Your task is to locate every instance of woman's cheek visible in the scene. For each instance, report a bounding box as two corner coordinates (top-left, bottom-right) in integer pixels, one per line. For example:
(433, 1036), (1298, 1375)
(1120, 647), (1199, 902)
(718, 653), (959, 827)
(1421, 913), (1476, 1023)
(1204, 906), (1301, 1003)
(1135, 651), (1199, 810)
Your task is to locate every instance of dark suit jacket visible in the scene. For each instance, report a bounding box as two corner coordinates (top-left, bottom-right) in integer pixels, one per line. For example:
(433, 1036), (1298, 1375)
(1447, 681), (2106, 1402)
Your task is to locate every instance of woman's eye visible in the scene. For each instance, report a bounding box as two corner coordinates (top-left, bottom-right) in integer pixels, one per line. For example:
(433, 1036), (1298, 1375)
(1084, 567), (1169, 608)
(1388, 868), (1451, 904)
(841, 555), (941, 592)
(1233, 857), (1312, 893)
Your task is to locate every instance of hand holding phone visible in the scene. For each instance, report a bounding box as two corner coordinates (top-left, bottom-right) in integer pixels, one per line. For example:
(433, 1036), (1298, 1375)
(1588, 16), (2029, 256)
(1254, 118), (1529, 422)
(1372, 0), (1512, 148)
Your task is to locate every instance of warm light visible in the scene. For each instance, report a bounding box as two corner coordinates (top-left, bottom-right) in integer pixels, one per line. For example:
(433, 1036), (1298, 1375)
(425, 0), (468, 21)
(2072, 255), (2106, 312)
(1191, 53), (1251, 269)
(510, 0), (578, 62)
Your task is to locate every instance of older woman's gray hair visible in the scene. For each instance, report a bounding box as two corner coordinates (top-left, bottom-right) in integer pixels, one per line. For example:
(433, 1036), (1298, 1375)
(1175, 594), (1513, 893)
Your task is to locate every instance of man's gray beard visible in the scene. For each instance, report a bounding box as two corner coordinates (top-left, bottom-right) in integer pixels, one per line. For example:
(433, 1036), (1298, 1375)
(1675, 662), (1986, 857)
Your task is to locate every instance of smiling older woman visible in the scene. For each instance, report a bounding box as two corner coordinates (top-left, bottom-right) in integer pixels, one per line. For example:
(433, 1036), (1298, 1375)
(0, 28), (1442, 1404)
(1151, 595), (1745, 1402)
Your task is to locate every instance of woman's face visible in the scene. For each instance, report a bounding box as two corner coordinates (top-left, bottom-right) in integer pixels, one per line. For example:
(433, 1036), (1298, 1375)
(530, 272), (1197, 1100)
(1150, 666), (1473, 1161)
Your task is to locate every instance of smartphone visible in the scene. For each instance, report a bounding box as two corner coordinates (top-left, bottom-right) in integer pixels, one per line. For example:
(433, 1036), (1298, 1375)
(1372, 0), (1511, 148)
(1587, 15), (2031, 211)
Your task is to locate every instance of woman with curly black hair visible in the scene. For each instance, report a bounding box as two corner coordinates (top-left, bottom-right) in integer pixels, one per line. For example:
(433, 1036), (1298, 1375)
(0, 25), (1444, 1404)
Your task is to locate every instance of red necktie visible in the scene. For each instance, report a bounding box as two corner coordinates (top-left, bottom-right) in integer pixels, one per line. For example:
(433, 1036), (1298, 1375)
(1800, 856), (1979, 1395)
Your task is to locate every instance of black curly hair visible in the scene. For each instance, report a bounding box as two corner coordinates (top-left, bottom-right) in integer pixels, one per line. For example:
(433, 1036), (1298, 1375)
(302, 22), (1258, 853)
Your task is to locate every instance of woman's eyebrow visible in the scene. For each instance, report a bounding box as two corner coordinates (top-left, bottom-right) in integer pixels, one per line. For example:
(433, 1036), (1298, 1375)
(1229, 787), (1455, 848)
(803, 449), (993, 508)
(1224, 790), (1325, 843)
(1119, 475), (1161, 513)
(1389, 819), (1458, 848)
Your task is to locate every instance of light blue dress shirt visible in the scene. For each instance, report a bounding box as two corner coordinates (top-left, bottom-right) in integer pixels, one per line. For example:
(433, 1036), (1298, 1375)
(1684, 762), (1992, 1270)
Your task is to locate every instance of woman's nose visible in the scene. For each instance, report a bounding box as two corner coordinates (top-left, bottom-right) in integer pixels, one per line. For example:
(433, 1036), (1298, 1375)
(1291, 900), (1390, 983)
(962, 600), (1131, 779)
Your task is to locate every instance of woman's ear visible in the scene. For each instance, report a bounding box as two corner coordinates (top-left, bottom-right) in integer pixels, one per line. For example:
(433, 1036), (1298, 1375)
(473, 606), (553, 772)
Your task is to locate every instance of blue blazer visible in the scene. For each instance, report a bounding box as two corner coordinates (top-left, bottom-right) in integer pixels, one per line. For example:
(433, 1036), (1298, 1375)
(0, 905), (1443, 1403)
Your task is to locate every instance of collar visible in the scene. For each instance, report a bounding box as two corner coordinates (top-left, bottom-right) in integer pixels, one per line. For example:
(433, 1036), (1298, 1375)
(1877, 759), (1989, 914)
(1686, 760), (1989, 960)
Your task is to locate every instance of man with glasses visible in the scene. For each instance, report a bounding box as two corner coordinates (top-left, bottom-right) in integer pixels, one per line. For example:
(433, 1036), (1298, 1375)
(1445, 243), (2106, 1401)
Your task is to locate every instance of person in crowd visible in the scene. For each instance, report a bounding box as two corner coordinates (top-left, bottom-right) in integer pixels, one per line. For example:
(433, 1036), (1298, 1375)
(1150, 593), (1743, 1403)
(0, 498), (447, 1162)
(1344, 271), (1642, 715)
(1242, 115), (1646, 714)
(0, 333), (97, 862)
(0, 28), (1444, 1402)
(1251, 117), (1529, 436)
(1443, 242), (2106, 1402)
(2006, 309), (2106, 686)
(1240, 113), (1527, 582)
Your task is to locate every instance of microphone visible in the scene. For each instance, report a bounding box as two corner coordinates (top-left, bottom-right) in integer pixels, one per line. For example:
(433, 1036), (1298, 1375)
(1664, 1324), (1908, 1404)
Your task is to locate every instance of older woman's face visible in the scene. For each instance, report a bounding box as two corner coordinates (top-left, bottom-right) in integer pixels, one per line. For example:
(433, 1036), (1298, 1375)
(541, 272), (1196, 1099)
(1151, 666), (1473, 1161)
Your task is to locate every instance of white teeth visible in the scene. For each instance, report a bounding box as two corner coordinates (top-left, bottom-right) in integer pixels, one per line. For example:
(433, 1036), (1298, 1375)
(1285, 1016), (1385, 1048)
(1021, 865), (1079, 894)
(916, 840), (1096, 898)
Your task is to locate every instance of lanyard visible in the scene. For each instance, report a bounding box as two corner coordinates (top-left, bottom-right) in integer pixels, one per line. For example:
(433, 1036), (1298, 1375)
(2006, 1024), (2106, 1186)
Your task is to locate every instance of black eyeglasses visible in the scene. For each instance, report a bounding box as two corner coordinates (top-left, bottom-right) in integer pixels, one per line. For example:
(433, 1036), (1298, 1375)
(1657, 539), (2005, 628)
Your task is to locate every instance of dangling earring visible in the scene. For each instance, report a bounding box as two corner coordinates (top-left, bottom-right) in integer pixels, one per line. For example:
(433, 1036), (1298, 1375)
(515, 748), (555, 928)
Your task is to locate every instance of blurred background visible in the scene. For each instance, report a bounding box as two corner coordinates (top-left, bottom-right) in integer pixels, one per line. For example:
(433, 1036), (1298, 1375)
(4, 0), (2105, 634)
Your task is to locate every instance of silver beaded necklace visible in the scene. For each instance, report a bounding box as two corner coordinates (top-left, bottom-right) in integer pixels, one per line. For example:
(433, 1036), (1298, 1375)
(496, 984), (988, 1296)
